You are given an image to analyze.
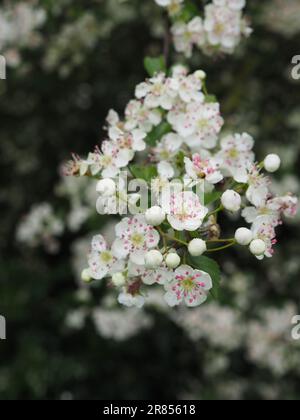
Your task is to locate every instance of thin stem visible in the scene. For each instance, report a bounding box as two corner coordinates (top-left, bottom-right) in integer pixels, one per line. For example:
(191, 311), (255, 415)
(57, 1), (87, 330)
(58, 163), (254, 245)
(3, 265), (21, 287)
(206, 241), (236, 253)
(163, 17), (171, 67)
(207, 205), (223, 218)
(206, 238), (235, 243)
(158, 228), (188, 247)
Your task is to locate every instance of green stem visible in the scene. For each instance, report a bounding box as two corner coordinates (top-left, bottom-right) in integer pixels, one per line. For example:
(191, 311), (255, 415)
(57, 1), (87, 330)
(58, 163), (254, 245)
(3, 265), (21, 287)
(206, 241), (236, 253)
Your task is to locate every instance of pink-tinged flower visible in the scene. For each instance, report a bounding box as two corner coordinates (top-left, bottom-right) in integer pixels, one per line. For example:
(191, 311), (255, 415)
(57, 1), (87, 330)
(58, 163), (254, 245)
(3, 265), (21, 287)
(242, 201), (281, 227)
(135, 73), (177, 111)
(184, 153), (223, 184)
(164, 265), (212, 307)
(128, 262), (173, 286)
(167, 191), (208, 231)
(204, 4), (250, 53)
(152, 132), (183, 163)
(171, 17), (206, 58)
(124, 100), (162, 133)
(112, 215), (160, 265)
(213, 0), (246, 12)
(215, 133), (255, 183)
(267, 195), (298, 219)
(246, 165), (271, 207)
(175, 102), (224, 150)
(88, 235), (125, 280)
(171, 70), (204, 103)
(251, 218), (277, 260)
(90, 141), (132, 178)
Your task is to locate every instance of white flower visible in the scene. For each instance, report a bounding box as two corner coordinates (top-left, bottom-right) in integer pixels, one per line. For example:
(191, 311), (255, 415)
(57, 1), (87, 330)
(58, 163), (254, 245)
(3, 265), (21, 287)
(112, 215), (160, 265)
(136, 73), (177, 111)
(128, 262), (173, 286)
(165, 253), (181, 269)
(167, 191), (208, 231)
(98, 141), (131, 178)
(171, 70), (205, 103)
(204, 3), (247, 52)
(157, 161), (175, 179)
(171, 17), (206, 58)
(246, 165), (270, 207)
(164, 265), (213, 307)
(267, 195), (298, 219)
(250, 218), (277, 259)
(188, 239), (207, 256)
(96, 178), (116, 197)
(125, 99), (162, 133)
(153, 132), (183, 162)
(145, 206), (166, 226)
(235, 227), (253, 245)
(88, 235), (125, 280)
(175, 102), (224, 150)
(215, 133), (255, 182)
(145, 250), (164, 269)
(184, 153), (223, 184)
(118, 290), (145, 308)
(264, 154), (281, 173)
(213, 0), (246, 11)
(221, 190), (242, 212)
(242, 199), (281, 226)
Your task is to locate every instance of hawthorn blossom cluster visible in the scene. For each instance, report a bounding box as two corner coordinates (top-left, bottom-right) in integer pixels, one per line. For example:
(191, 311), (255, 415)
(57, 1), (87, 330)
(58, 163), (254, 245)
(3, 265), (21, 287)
(155, 0), (252, 57)
(0, 1), (46, 67)
(67, 65), (298, 309)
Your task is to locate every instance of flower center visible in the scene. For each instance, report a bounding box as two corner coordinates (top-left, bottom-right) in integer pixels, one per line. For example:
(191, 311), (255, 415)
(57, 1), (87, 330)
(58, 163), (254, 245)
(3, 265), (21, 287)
(131, 232), (145, 247)
(197, 119), (209, 129)
(100, 251), (113, 264)
(228, 148), (238, 159)
(181, 277), (195, 291)
(101, 155), (112, 167)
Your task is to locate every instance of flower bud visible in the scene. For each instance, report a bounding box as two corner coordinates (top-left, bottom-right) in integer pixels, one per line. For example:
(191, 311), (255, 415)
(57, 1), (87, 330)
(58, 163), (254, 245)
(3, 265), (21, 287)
(145, 206), (166, 226)
(235, 228), (253, 246)
(165, 253), (181, 269)
(195, 70), (206, 80)
(81, 268), (92, 283)
(221, 190), (241, 212)
(264, 154), (281, 173)
(145, 250), (164, 269)
(249, 239), (266, 256)
(112, 272), (126, 287)
(188, 239), (207, 257)
(96, 178), (116, 197)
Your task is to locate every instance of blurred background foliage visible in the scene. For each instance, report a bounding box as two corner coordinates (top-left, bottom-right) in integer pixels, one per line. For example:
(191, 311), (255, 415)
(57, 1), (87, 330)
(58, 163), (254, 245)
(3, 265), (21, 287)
(0, 0), (300, 400)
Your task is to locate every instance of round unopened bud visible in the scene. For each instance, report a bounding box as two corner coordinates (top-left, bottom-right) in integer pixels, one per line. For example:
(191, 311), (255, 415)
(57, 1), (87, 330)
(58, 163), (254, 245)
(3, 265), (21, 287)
(249, 239), (266, 256)
(188, 239), (207, 257)
(112, 272), (126, 287)
(195, 70), (206, 80)
(165, 253), (181, 269)
(145, 206), (166, 226)
(264, 154), (281, 173)
(235, 228), (253, 246)
(145, 250), (164, 269)
(81, 268), (92, 283)
(221, 190), (242, 212)
(96, 178), (116, 197)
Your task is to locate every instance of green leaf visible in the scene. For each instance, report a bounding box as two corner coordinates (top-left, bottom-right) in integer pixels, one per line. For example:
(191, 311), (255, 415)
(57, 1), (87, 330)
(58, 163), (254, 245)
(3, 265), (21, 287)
(145, 121), (172, 147)
(144, 56), (166, 77)
(188, 255), (221, 299)
(129, 164), (158, 182)
(204, 190), (222, 206)
(205, 94), (217, 103)
(180, 1), (199, 22)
